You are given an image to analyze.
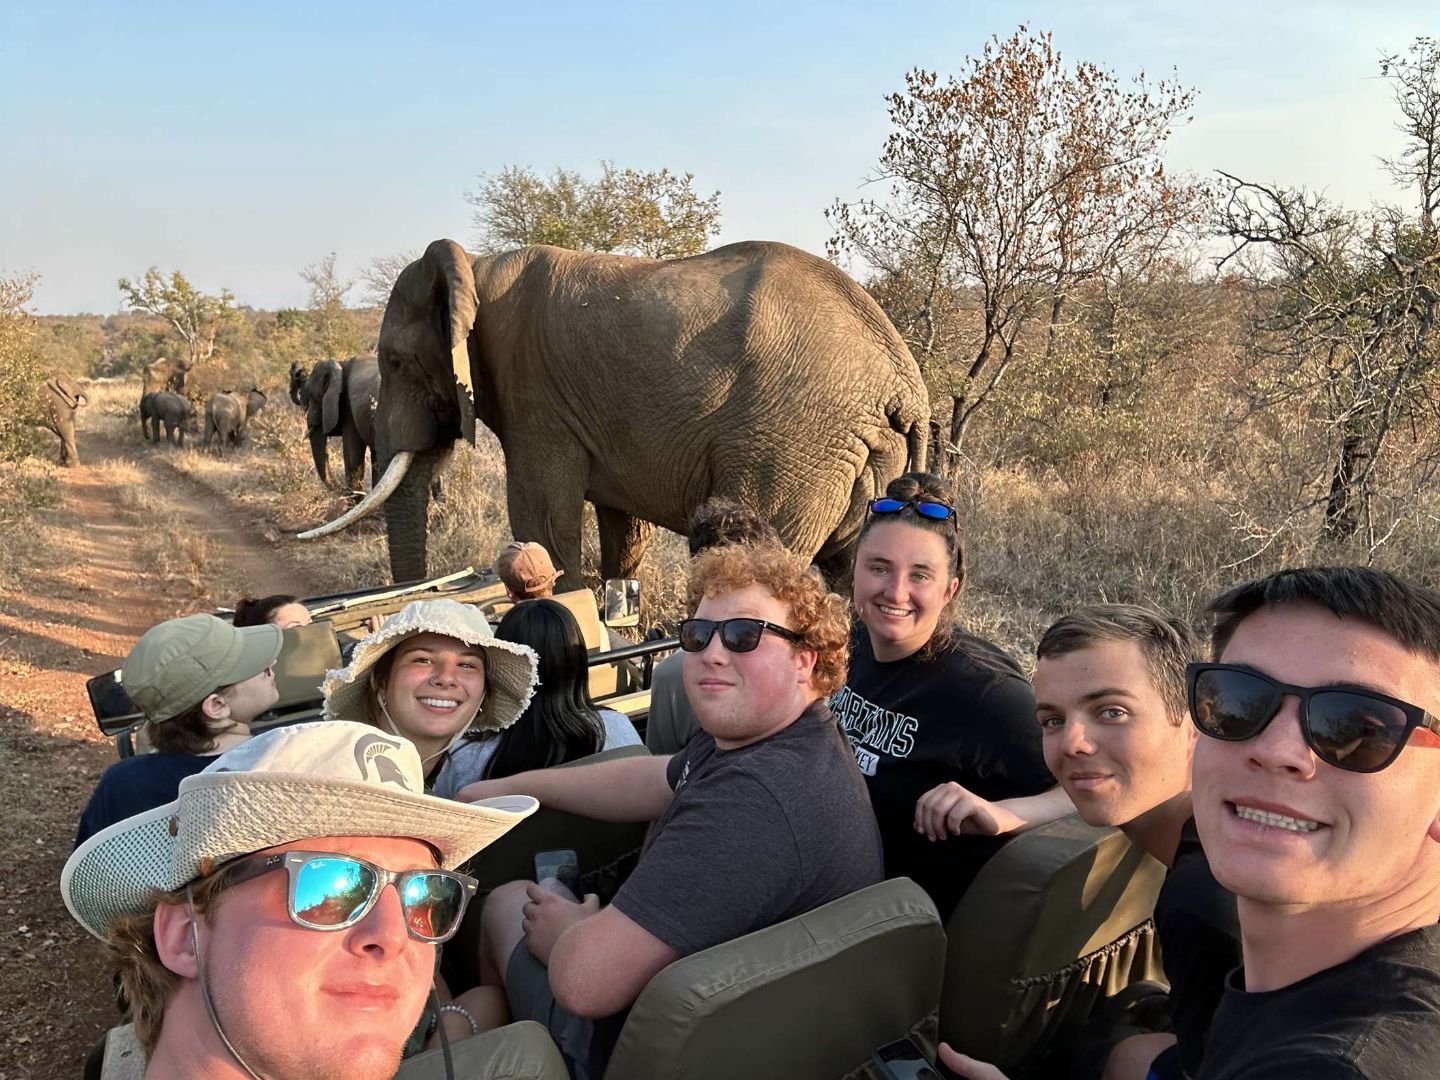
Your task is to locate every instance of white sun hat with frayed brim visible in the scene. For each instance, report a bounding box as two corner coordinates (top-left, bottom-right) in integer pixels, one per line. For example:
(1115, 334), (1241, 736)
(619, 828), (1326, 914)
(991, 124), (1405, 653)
(61, 720), (537, 941)
(321, 598), (539, 733)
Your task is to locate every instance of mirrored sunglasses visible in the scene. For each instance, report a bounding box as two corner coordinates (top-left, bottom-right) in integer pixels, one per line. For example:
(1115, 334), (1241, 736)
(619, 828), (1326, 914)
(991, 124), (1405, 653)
(867, 497), (958, 524)
(678, 617), (803, 654)
(1187, 662), (1440, 773)
(218, 850), (477, 942)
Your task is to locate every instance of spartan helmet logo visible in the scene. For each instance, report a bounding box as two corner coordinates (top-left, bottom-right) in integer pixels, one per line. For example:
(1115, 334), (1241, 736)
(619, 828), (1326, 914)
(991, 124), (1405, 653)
(353, 734), (413, 790)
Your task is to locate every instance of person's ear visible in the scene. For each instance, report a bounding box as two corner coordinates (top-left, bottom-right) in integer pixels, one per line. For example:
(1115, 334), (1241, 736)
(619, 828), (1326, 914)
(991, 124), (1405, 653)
(199, 692), (230, 722)
(153, 901), (200, 979)
(793, 645), (818, 684)
(944, 576), (960, 603)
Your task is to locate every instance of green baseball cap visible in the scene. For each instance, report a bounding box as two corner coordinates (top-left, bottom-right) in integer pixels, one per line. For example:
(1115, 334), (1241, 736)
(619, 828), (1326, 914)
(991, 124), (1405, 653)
(122, 614), (283, 723)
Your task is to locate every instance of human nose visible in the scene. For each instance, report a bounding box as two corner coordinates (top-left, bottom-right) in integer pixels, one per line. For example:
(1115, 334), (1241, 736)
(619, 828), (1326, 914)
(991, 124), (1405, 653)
(347, 882), (414, 958)
(1245, 694), (1318, 777)
(1058, 717), (1095, 757)
(428, 658), (459, 685)
(697, 627), (731, 665)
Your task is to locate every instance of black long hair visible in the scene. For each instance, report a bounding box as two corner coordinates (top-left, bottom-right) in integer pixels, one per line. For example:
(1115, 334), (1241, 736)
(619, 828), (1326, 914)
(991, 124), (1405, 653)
(233, 594), (300, 627)
(482, 599), (606, 779)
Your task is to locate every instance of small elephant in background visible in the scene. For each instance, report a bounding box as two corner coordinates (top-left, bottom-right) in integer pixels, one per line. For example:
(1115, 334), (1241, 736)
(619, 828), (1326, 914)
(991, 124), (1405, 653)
(141, 391), (195, 446)
(41, 373), (87, 466)
(204, 388), (267, 452)
(294, 356), (379, 495)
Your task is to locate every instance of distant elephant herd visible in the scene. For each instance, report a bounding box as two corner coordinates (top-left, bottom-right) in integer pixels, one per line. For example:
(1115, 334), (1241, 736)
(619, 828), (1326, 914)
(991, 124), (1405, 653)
(40, 238), (931, 586)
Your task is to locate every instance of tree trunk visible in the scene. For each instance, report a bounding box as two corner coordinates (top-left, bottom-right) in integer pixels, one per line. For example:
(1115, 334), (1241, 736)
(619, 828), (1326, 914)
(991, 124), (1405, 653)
(1322, 431), (1365, 541)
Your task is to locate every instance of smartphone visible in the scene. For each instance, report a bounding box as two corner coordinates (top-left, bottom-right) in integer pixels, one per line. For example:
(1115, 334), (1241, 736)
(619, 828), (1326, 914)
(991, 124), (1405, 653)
(872, 1037), (955, 1080)
(533, 848), (580, 897)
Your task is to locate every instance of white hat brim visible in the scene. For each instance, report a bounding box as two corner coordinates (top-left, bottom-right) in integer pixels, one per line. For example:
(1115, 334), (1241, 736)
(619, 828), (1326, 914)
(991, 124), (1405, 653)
(61, 772), (536, 941)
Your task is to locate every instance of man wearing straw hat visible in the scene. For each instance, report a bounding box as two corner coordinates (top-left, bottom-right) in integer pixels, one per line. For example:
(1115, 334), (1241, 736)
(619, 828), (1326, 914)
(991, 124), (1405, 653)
(62, 721), (538, 1080)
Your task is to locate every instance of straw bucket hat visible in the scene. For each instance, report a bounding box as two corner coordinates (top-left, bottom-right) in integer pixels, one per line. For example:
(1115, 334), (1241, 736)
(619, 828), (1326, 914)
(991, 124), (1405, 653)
(321, 599), (538, 734)
(61, 721), (538, 941)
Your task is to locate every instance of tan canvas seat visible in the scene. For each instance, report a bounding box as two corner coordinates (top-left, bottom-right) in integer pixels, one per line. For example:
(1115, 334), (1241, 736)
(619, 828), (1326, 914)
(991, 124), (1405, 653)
(395, 1020), (568, 1079)
(940, 814), (1166, 1073)
(603, 877), (945, 1080)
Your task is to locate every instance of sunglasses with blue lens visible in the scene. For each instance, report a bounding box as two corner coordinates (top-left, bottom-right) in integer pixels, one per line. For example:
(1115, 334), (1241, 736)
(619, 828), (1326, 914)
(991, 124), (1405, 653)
(217, 850), (477, 943)
(867, 497), (958, 524)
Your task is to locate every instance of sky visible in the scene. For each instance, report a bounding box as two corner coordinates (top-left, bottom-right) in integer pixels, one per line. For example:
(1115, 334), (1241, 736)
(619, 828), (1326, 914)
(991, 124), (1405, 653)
(2, 0), (1435, 314)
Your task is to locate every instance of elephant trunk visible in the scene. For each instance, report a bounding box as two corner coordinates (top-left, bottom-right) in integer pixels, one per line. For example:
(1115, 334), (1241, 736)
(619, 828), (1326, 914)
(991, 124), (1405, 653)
(383, 449), (441, 583)
(309, 432), (330, 486)
(297, 451), (413, 541)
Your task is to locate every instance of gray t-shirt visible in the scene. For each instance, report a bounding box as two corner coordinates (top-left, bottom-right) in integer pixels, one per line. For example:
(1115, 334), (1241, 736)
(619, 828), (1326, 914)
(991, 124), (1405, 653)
(430, 709), (641, 798)
(611, 700), (884, 955)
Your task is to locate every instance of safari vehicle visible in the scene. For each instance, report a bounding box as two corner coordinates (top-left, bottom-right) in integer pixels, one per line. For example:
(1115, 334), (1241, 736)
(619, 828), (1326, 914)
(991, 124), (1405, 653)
(84, 571), (1170, 1080)
(87, 567), (666, 758)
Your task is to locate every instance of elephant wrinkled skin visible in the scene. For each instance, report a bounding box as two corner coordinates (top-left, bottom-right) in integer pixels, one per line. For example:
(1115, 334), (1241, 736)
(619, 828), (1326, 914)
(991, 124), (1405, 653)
(293, 356), (380, 494)
(312, 239), (929, 585)
(41, 374), (87, 467)
(203, 388), (267, 452)
(140, 391), (193, 446)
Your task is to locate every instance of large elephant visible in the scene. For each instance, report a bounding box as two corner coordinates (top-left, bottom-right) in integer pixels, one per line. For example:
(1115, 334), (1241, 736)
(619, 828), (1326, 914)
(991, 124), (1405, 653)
(304, 239), (929, 584)
(40, 374), (87, 466)
(293, 356), (380, 494)
(204, 389), (267, 452)
(142, 392), (194, 446)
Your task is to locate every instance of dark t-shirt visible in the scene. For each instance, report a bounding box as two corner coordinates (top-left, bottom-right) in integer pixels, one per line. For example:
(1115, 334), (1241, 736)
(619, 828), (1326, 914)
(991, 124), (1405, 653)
(1152, 818), (1241, 1079)
(1197, 923), (1440, 1079)
(75, 752), (214, 846)
(611, 700), (884, 956)
(830, 626), (1053, 918)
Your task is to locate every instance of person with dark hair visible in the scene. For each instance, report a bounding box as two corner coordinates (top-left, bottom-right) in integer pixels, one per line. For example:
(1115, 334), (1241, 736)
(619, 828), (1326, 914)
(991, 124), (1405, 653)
(233, 592), (312, 629)
(830, 471), (1063, 918)
(431, 600), (641, 796)
(646, 497), (782, 753)
(75, 615), (281, 845)
(941, 604), (1238, 1080)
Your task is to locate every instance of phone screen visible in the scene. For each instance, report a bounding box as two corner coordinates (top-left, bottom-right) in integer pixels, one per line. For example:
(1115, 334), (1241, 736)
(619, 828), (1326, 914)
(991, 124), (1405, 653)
(533, 848), (581, 897)
(872, 1038), (944, 1080)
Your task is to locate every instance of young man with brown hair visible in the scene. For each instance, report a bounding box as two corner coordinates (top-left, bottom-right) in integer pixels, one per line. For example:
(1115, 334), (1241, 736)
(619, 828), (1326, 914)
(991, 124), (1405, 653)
(62, 721), (537, 1080)
(457, 541), (882, 1080)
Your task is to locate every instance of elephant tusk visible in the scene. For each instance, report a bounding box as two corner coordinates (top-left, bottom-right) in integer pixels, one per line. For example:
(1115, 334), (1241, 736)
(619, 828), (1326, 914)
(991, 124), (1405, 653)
(296, 451), (413, 540)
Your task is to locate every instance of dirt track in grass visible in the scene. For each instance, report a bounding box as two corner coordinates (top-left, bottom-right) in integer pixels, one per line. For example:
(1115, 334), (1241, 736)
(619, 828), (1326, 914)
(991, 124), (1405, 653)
(0, 427), (322, 1079)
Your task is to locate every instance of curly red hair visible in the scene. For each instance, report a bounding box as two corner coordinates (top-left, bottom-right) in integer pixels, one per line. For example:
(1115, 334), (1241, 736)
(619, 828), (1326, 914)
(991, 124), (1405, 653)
(686, 542), (851, 696)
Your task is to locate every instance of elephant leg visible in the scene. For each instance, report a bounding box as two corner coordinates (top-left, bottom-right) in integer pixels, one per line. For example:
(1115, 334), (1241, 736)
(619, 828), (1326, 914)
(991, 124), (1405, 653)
(340, 425), (365, 497)
(505, 443), (587, 580)
(59, 416), (79, 467)
(594, 506), (655, 580)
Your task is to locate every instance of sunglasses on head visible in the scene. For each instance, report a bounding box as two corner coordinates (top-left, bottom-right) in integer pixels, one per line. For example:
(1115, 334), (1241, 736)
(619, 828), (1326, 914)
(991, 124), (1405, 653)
(678, 617), (803, 654)
(218, 850), (477, 942)
(867, 497), (958, 524)
(1187, 662), (1440, 773)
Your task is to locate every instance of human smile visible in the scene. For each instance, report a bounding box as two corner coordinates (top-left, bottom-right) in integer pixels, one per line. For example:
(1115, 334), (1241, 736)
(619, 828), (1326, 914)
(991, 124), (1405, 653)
(417, 697), (460, 711)
(875, 603), (912, 618)
(1230, 801), (1324, 834)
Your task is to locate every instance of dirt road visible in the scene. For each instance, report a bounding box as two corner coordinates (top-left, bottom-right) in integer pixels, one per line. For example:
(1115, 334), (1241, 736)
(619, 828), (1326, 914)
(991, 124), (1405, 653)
(0, 428), (322, 1078)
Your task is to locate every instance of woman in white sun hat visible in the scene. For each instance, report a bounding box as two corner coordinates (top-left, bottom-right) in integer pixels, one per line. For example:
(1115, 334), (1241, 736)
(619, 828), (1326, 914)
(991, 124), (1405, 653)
(323, 599), (539, 789)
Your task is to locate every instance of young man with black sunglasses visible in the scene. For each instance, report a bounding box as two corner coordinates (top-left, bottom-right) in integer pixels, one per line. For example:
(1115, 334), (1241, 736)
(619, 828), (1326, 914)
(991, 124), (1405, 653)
(61, 721), (537, 1080)
(457, 541), (882, 1080)
(1186, 567), (1440, 1078)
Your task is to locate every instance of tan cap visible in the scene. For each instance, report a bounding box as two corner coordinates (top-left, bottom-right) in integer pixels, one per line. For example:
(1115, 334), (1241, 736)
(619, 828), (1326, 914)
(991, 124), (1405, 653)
(122, 614), (283, 723)
(494, 541), (562, 597)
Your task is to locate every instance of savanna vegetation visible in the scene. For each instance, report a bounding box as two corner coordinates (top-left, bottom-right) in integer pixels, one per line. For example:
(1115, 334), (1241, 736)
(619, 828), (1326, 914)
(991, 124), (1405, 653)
(5, 27), (1440, 657)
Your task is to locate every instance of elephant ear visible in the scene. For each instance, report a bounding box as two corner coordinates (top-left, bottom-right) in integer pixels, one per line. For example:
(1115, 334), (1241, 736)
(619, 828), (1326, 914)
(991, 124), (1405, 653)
(321, 367), (341, 433)
(425, 239), (479, 445)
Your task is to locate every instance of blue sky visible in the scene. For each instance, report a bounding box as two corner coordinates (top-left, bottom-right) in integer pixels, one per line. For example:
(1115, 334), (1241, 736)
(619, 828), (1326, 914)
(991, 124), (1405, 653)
(2, 1), (1435, 313)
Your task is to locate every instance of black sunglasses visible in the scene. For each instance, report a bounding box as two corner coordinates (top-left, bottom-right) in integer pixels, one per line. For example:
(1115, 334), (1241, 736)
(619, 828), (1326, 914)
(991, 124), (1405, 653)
(867, 497), (958, 525)
(1187, 662), (1440, 774)
(678, 617), (804, 654)
(219, 850), (477, 943)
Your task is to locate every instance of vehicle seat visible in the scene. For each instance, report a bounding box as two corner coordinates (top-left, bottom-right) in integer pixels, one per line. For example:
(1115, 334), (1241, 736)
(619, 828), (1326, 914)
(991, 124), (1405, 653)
(394, 1020), (568, 1079)
(442, 744), (653, 991)
(550, 588), (616, 698)
(603, 877), (945, 1080)
(940, 814), (1166, 1074)
(271, 621), (343, 710)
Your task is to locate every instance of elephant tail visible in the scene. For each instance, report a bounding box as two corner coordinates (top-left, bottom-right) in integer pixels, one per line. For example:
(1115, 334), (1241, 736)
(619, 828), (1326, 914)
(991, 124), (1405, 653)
(905, 420), (927, 474)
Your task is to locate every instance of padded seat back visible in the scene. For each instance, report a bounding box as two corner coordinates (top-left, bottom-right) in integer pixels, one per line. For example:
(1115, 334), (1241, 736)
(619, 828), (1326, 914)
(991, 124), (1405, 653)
(551, 588), (616, 698)
(271, 621), (343, 709)
(604, 878), (945, 1080)
(941, 815), (1166, 1073)
(395, 1020), (568, 1079)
